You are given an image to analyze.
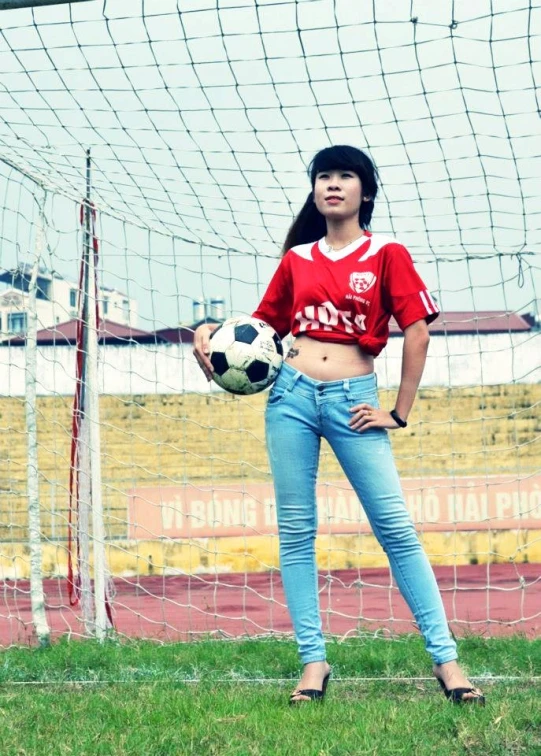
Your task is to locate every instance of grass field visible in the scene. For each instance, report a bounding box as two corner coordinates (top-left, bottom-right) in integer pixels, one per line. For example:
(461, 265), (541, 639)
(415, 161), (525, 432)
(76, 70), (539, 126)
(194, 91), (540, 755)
(1, 636), (540, 755)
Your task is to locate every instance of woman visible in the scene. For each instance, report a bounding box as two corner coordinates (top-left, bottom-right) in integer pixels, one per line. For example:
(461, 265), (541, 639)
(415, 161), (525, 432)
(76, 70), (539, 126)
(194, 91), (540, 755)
(194, 145), (484, 706)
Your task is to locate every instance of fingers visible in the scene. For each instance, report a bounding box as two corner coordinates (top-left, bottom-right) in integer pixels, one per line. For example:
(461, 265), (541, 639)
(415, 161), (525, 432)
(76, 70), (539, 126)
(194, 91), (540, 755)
(348, 404), (372, 414)
(348, 404), (375, 431)
(193, 327), (214, 381)
(357, 419), (379, 432)
(348, 405), (399, 432)
(194, 351), (213, 381)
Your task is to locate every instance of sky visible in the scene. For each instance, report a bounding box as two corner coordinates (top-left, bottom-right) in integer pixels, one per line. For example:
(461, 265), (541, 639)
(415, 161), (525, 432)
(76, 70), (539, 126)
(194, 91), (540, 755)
(0, 0), (539, 329)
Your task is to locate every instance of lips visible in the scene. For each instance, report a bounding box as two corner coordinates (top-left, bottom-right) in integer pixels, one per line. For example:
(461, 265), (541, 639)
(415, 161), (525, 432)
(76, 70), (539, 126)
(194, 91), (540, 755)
(325, 196), (343, 204)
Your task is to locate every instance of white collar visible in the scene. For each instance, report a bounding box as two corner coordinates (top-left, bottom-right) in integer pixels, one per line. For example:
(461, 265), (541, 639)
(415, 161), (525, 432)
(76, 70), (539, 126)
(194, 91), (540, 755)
(318, 235), (366, 261)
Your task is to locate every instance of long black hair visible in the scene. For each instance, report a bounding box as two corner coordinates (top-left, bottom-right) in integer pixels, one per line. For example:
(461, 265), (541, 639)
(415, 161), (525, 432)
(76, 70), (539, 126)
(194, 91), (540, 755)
(282, 145), (379, 255)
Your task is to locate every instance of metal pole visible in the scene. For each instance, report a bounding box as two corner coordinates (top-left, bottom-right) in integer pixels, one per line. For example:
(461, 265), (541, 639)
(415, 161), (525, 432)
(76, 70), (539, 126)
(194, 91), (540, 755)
(0, 1), (93, 10)
(85, 148), (108, 640)
(77, 151), (94, 634)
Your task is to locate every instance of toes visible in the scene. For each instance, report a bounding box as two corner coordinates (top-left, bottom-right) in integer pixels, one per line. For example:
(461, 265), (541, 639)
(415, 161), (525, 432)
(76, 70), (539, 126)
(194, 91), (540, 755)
(455, 688), (485, 704)
(465, 688), (484, 701)
(289, 692), (312, 703)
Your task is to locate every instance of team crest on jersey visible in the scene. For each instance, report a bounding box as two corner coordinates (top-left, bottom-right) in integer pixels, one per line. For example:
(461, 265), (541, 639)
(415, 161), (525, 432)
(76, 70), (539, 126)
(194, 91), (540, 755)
(349, 271), (376, 294)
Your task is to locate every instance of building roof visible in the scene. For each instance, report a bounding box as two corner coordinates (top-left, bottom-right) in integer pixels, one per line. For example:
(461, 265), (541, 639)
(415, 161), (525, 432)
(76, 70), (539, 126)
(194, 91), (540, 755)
(389, 311), (532, 335)
(0, 264), (55, 285)
(7, 319), (167, 346)
(154, 326), (196, 344)
(155, 318), (222, 344)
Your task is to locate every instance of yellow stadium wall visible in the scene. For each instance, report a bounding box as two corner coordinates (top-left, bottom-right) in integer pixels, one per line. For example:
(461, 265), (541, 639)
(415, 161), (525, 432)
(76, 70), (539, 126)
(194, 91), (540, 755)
(0, 383), (540, 578)
(0, 530), (539, 581)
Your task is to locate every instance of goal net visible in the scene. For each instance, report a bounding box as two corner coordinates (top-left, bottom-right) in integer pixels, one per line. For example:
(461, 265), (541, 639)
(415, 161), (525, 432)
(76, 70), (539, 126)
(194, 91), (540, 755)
(0, 0), (539, 646)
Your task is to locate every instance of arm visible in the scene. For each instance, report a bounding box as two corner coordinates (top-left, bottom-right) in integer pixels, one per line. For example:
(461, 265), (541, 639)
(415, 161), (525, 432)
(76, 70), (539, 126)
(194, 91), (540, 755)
(394, 319), (430, 422)
(349, 319), (429, 431)
(349, 242), (438, 431)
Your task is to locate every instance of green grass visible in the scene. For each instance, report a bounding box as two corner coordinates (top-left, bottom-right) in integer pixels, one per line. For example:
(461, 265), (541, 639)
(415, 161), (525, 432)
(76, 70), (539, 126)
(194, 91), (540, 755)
(1, 636), (540, 755)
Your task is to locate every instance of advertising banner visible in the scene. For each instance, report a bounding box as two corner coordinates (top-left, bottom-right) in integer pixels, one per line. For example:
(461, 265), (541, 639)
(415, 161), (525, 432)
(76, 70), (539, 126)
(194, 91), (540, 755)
(128, 475), (541, 539)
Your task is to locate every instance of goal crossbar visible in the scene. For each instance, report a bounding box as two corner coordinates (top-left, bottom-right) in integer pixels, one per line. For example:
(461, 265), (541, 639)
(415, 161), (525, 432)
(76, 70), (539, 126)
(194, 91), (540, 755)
(0, 0), (92, 10)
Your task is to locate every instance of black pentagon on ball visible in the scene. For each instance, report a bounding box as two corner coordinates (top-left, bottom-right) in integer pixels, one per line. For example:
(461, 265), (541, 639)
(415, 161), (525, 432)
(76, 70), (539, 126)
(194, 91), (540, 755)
(272, 332), (283, 356)
(234, 323), (259, 344)
(246, 359), (270, 383)
(210, 351), (229, 376)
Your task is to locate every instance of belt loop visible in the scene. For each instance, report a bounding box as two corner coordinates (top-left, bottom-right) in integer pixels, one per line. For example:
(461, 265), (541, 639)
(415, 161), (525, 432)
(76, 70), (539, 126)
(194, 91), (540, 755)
(343, 378), (353, 401)
(287, 369), (303, 391)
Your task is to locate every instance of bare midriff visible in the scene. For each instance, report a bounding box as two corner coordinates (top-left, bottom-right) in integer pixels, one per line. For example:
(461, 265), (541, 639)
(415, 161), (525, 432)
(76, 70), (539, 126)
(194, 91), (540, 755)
(285, 334), (374, 381)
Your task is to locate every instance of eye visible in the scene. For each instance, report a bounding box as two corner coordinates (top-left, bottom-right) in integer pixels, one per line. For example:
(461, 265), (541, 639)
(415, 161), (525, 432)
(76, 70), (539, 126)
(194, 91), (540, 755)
(317, 172), (329, 179)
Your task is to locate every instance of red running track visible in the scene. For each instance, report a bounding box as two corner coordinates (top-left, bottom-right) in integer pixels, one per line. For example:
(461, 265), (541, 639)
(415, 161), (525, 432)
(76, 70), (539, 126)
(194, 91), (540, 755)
(1, 564), (540, 646)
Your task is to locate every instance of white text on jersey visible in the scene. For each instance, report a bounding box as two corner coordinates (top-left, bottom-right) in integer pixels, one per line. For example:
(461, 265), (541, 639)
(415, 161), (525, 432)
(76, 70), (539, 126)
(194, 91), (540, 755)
(295, 301), (367, 333)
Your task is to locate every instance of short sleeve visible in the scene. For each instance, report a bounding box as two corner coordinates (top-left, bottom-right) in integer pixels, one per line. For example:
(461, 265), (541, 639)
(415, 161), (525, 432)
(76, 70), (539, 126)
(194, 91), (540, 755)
(252, 252), (294, 338)
(383, 243), (439, 331)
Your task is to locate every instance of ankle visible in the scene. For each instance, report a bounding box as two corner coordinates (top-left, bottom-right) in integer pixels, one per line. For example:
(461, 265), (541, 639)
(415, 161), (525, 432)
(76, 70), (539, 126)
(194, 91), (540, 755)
(434, 660), (459, 672)
(300, 661), (330, 681)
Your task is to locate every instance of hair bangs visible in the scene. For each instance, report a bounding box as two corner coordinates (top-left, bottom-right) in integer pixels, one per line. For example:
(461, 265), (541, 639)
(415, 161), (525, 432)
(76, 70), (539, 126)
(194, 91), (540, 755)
(309, 146), (361, 183)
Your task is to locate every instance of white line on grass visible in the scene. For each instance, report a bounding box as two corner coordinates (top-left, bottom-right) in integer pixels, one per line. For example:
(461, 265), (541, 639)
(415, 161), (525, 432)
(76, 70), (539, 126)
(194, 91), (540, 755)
(2, 675), (541, 686)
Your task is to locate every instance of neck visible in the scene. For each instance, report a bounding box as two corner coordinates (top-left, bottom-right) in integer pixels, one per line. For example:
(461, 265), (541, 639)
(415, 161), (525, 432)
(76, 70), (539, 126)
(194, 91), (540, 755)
(325, 219), (363, 249)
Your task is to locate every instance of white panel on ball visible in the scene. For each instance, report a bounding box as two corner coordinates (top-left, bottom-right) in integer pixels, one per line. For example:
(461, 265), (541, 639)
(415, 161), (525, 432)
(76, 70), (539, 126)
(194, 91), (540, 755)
(209, 316), (284, 395)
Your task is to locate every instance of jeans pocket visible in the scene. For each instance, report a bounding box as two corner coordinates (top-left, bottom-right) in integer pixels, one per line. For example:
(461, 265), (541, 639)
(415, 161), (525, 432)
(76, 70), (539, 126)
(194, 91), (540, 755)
(348, 391), (380, 409)
(267, 387), (287, 406)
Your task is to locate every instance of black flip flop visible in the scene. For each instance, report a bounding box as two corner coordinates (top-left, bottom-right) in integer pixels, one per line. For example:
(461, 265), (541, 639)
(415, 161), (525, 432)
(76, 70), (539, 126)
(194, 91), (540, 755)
(436, 676), (486, 705)
(289, 671), (331, 705)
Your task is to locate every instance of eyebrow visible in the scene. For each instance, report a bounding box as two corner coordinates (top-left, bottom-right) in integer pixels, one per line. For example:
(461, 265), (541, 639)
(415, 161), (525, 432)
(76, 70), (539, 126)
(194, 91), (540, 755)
(317, 169), (354, 174)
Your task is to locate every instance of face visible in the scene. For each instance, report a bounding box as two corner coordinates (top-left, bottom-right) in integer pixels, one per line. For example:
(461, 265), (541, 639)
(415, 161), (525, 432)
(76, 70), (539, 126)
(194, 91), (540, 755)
(313, 169), (364, 220)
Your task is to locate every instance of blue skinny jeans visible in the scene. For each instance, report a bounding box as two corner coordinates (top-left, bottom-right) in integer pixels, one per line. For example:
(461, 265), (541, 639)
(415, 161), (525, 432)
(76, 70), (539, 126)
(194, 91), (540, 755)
(265, 362), (457, 666)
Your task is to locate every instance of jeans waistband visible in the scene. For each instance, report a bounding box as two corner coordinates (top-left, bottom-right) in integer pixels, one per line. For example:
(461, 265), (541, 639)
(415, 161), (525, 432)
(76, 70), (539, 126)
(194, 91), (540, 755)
(275, 361), (377, 398)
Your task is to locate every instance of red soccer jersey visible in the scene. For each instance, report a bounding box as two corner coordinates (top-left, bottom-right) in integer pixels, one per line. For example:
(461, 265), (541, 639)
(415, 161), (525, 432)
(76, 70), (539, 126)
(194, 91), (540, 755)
(252, 232), (439, 356)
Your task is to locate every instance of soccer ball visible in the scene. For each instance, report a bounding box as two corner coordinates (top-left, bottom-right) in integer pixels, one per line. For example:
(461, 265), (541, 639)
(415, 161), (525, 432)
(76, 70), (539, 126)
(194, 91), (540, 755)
(209, 316), (284, 395)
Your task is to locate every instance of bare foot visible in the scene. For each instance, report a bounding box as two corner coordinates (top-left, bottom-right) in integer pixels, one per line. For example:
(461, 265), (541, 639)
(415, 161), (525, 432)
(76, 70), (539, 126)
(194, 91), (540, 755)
(290, 660), (332, 703)
(433, 660), (484, 702)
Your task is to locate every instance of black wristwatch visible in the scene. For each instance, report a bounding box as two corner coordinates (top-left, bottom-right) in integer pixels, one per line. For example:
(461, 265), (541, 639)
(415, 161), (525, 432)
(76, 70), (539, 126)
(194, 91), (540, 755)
(390, 409), (408, 428)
